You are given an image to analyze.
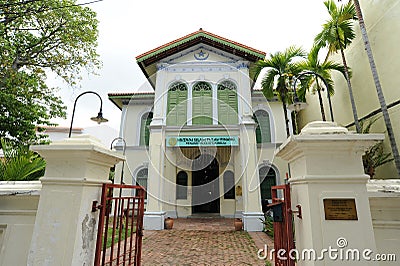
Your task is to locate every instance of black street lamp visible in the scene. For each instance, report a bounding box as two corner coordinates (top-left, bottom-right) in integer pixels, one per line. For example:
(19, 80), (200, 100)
(110, 137), (127, 185)
(287, 76), (308, 113)
(290, 71), (334, 122)
(68, 91), (108, 137)
(110, 137), (127, 229)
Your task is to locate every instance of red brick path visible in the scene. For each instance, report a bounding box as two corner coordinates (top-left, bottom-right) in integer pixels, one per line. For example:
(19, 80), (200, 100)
(141, 218), (273, 265)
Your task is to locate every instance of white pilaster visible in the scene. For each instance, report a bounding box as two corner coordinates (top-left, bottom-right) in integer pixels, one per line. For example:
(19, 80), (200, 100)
(240, 121), (263, 231)
(144, 124), (166, 230)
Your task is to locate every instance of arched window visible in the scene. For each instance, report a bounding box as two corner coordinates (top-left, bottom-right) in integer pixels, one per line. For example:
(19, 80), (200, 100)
(192, 81), (212, 125)
(176, 171), (188, 200)
(218, 80), (238, 125)
(223, 171), (235, 199)
(259, 166), (276, 200)
(167, 82), (188, 126)
(254, 110), (271, 143)
(140, 112), (153, 146)
(136, 168), (148, 199)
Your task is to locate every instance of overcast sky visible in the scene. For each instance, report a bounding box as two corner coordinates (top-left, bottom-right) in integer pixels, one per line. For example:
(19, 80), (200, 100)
(50, 0), (331, 131)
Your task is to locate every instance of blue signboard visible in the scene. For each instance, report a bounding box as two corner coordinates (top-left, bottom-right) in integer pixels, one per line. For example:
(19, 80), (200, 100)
(166, 136), (239, 147)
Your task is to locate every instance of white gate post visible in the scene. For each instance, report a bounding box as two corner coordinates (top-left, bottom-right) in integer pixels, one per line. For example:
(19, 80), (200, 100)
(275, 122), (382, 266)
(28, 136), (124, 266)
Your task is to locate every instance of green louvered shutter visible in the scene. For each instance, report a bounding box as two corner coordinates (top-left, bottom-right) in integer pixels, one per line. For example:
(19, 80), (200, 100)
(167, 82), (187, 126)
(259, 167), (276, 200)
(218, 81), (238, 125)
(254, 110), (271, 143)
(140, 112), (153, 146)
(192, 82), (212, 125)
(144, 112), (152, 146)
(136, 168), (148, 199)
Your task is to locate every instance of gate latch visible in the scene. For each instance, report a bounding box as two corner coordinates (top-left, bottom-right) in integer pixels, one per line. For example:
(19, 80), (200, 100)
(91, 200), (102, 212)
(291, 204), (302, 219)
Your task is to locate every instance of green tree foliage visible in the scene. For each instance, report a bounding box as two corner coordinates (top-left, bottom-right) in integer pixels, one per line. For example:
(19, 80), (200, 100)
(297, 45), (347, 121)
(315, 0), (361, 133)
(0, 138), (46, 181)
(251, 46), (306, 137)
(0, 0), (100, 146)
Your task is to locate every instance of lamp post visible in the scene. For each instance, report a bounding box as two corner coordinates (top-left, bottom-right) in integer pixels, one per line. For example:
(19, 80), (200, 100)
(287, 79), (308, 113)
(291, 71), (334, 122)
(68, 91), (108, 138)
(110, 137), (127, 229)
(110, 137), (127, 185)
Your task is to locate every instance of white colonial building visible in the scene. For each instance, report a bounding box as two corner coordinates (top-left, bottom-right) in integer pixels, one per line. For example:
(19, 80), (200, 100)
(108, 29), (290, 231)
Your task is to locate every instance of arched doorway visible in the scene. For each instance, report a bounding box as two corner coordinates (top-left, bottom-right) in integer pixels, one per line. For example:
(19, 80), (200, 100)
(259, 166), (277, 211)
(192, 154), (220, 213)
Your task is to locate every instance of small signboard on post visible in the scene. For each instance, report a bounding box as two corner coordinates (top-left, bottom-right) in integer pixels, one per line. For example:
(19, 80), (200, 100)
(323, 198), (358, 220)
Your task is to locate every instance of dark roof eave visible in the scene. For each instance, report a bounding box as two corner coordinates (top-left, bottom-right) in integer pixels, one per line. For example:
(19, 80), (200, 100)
(136, 29), (266, 67)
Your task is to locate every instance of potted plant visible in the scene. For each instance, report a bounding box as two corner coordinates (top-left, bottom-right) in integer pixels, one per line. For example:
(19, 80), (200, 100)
(164, 217), (174, 229)
(234, 218), (243, 231)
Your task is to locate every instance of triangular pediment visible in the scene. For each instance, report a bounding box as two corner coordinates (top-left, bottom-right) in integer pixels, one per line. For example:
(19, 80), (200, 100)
(162, 44), (243, 65)
(135, 29), (266, 89)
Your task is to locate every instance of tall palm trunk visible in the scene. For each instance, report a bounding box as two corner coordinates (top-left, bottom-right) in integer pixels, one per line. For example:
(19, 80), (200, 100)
(339, 46), (361, 133)
(316, 80), (326, 121)
(352, 0), (400, 176)
(281, 93), (290, 138)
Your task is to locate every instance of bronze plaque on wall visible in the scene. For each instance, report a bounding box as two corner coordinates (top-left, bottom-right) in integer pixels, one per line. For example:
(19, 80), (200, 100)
(323, 198), (358, 220)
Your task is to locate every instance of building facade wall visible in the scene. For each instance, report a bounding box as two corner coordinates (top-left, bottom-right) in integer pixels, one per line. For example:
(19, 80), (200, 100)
(114, 45), (290, 221)
(299, 0), (400, 178)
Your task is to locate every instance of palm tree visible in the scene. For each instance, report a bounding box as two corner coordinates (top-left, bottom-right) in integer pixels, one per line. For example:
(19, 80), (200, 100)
(297, 45), (347, 121)
(315, 0), (361, 133)
(0, 138), (46, 181)
(252, 46), (306, 137)
(346, 0), (400, 176)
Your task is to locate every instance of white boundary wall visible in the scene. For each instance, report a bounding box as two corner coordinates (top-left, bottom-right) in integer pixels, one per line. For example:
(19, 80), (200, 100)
(0, 180), (398, 264)
(368, 179), (400, 265)
(0, 181), (41, 266)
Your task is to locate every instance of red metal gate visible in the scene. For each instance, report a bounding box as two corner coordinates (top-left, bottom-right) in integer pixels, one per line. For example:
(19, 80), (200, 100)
(94, 184), (145, 266)
(270, 184), (295, 266)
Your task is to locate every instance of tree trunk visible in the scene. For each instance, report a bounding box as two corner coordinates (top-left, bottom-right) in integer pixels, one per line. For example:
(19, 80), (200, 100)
(316, 80), (326, 121)
(352, 0), (400, 176)
(281, 93), (290, 138)
(339, 47), (361, 133)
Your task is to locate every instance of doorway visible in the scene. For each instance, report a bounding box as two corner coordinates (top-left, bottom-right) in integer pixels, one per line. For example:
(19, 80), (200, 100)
(192, 154), (220, 213)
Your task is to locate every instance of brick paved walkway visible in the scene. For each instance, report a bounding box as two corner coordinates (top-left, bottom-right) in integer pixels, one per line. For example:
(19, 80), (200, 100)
(141, 218), (273, 265)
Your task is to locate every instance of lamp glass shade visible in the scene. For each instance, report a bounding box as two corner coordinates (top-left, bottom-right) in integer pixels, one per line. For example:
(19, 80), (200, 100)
(287, 101), (308, 112)
(91, 112), (108, 124)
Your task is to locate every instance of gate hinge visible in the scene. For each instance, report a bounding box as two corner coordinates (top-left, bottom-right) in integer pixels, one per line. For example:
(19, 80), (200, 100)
(91, 200), (102, 212)
(138, 228), (144, 237)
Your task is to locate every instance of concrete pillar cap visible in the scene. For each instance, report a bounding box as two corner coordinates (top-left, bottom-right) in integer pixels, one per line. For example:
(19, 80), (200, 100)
(300, 121), (348, 135)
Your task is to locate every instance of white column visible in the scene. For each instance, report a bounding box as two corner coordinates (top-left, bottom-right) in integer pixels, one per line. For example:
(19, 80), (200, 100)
(28, 135), (124, 266)
(237, 61), (252, 122)
(143, 124), (166, 230)
(119, 105), (127, 139)
(276, 121), (382, 266)
(240, 121), (264, 231)
(212, 83), (218, 125)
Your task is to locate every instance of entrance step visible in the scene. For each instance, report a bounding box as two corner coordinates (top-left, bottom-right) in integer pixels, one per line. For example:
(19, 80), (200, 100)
(187, 213), (221, 219)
